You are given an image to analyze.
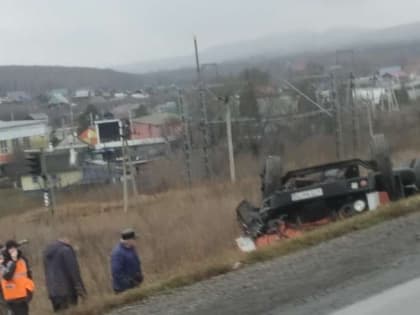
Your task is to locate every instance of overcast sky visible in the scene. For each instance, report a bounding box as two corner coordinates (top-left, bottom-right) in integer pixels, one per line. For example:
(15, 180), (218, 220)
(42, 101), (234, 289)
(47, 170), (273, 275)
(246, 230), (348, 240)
(0, 0), (419, 67)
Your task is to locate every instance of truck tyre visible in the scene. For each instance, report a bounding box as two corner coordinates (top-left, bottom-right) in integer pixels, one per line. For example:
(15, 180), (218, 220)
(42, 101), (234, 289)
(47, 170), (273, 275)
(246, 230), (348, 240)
(236, 200), (263, 239)
(261, 155), (283, 199)
(409, 158), (420, 189)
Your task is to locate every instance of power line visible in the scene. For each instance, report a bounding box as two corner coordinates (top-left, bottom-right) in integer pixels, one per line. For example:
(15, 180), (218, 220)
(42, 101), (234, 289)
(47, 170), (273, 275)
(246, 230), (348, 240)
(282, 79), (333, 117)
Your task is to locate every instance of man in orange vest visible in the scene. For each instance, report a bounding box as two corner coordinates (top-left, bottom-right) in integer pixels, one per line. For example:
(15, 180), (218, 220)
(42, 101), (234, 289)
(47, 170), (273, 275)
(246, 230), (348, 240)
(1, 240), (34, 315)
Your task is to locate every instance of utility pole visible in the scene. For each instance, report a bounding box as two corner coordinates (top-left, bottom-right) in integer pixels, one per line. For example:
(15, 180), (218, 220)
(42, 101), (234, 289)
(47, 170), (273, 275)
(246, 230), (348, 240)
(225, 97), (236, 183)
(177, 90), (192, 187)
(194, 36), (212, 179)
(121, 120), (138, 212)
(89, 112), (94, 126)
(348, 73), (359, 156)
(122, 144), (128, 213)
(125, 140), (138, 196)
(41, 149), (56, 215)
(331, 72), (344, 160)
(366, 101), (374, 137)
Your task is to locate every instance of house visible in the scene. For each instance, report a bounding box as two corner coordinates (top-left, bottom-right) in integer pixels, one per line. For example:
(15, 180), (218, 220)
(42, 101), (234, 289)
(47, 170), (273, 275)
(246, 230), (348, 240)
(56, 133), (88, 150)
(111, 103), (139, 119)
(48, 89), (69, 97)
(131, 113), (182, 140)
(6, 91), (31, 103)
(378, 66), (407, 83)
(74, 89), (94, 99)
(20, 149), (82, 191)
(0, 120), (49, 166)
(27, 113), (49, 121)
(114, 92), (127, 99)
(78, 117), (171, 162)
(155, 101), (178, 114)
(406, 78), (420, 101)
(131, 90), (150, 99)
(48, 93), (70, 106)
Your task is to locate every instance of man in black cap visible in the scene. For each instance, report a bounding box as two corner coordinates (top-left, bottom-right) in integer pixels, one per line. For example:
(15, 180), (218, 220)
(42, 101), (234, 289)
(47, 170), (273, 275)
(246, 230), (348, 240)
(110, 228), (143, 293)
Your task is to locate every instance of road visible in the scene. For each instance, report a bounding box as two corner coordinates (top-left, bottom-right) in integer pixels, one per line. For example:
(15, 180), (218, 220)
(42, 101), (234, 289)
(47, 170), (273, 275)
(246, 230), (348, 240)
(330, 277), (420, 315)
(108, 212), (420, 315)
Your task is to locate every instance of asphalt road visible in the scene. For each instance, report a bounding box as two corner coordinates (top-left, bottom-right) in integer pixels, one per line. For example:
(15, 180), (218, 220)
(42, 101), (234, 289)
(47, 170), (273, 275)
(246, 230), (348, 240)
(330, 277), (420, 315)
(109, 212), (420, 315)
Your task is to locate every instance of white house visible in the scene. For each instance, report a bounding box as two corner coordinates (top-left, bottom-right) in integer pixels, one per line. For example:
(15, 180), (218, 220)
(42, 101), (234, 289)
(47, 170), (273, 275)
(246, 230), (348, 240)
(0, 120), (49, 165)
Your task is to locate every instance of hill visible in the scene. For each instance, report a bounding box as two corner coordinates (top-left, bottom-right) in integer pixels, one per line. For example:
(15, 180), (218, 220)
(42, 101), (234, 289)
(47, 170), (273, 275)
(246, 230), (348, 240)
(0, 66), (143, 95)
(116, 22), (420, 74)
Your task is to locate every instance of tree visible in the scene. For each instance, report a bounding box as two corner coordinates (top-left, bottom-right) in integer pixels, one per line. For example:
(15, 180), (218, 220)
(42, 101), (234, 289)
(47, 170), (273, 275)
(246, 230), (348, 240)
(395, 86), (410, 105)
(239, 68), (270, 85)
(134, 104), (149, 117)
(295, 80), (317, 113)
(77, 104), (98, 133)
(239, 82), (259, 119)
(50, 130), (60, 147)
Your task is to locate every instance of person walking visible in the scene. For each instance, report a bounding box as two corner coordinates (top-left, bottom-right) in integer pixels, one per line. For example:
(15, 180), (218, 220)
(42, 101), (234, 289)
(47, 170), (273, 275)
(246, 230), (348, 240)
(1, 240), (34, 315)
(43, 238), (86, 312)
(111, 229), (143, 293)
(0, 245), (9, 315)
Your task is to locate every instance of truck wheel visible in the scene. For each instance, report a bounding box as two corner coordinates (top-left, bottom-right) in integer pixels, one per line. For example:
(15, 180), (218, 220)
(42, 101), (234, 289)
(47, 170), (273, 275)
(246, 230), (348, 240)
(409, 158), (420, 189)
(236, 200), (263, 238)
(261, 155), (283, 199)
(338, 204), (356, 219)
(369, 134), (397, 200)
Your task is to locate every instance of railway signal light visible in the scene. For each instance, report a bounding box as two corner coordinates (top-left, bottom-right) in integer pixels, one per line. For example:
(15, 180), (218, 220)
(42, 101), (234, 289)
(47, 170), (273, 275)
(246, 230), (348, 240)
(26, 152), (42, 176)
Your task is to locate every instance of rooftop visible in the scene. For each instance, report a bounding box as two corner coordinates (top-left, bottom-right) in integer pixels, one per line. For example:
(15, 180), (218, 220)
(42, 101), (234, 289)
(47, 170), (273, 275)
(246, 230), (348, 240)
(0, 120), (46, 130)
(133, 113), (180, 125)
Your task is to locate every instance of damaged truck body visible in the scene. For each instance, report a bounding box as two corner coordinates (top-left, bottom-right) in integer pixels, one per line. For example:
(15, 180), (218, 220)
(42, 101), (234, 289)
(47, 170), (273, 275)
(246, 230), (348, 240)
(236, 134), (420, 251)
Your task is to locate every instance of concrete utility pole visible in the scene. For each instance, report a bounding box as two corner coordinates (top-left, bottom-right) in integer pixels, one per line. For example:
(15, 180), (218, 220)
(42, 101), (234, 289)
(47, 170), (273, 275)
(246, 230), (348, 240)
(122, 144), (128, 213)
(41, 149), (56, 215)
(225, 97), (236, 183)
(121, 122), (138, 212)
(366, 101), (374, 137)
(194, 36), (212, 179)
(177, 90), (193, 187)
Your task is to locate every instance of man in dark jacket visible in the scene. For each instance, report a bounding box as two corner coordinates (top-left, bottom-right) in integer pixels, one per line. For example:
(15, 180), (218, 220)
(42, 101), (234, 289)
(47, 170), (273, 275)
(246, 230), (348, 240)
(111, 229), (143, 293)
(43, 238), (86, 312)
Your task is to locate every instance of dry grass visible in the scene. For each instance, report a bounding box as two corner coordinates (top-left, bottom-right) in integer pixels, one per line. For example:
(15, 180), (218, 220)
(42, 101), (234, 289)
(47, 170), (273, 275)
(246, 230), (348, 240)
(0, 178), (259, 315)
(68, 190), (420, 315)
(1, 175), (420, 315)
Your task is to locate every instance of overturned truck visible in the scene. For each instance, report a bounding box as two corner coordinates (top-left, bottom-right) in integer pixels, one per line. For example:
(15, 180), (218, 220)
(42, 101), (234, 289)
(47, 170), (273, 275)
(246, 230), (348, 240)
(236, 134), (420, 251)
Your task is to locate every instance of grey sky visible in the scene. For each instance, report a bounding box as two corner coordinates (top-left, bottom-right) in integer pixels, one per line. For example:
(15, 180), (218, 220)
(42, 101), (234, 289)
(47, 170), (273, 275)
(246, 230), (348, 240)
(0, 0), (419, 67)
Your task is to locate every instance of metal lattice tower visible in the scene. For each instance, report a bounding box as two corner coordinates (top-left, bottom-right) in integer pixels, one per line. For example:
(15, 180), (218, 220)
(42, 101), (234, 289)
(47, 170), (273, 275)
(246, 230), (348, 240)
(177, 90), (193, 186)
(331, 72), (344, 160)
(194, 36), (212, 179)
(348, 73), (359, 156)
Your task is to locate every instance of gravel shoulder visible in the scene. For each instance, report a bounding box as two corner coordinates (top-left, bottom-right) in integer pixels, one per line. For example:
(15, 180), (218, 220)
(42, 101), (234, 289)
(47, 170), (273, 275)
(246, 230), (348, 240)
(108, 212), (420, 315)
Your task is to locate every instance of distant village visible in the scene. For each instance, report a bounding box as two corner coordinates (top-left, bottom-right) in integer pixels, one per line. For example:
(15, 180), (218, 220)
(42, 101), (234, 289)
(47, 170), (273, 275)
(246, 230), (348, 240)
(0, 60), (420, 195)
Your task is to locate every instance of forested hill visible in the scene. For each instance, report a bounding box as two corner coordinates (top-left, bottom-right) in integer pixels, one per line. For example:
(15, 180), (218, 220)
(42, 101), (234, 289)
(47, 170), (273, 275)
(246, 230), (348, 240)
(0, 66), (144, 95)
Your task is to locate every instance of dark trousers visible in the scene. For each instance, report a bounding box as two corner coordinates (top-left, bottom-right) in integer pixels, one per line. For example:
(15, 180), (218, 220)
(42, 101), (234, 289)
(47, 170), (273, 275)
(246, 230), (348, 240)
(50, 295), (78, 312)
(7, 302), (29, 315)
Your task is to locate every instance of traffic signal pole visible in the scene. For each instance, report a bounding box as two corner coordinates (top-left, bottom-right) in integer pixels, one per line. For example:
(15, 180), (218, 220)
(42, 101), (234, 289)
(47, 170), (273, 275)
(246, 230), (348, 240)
(40, 149), (56, 215)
